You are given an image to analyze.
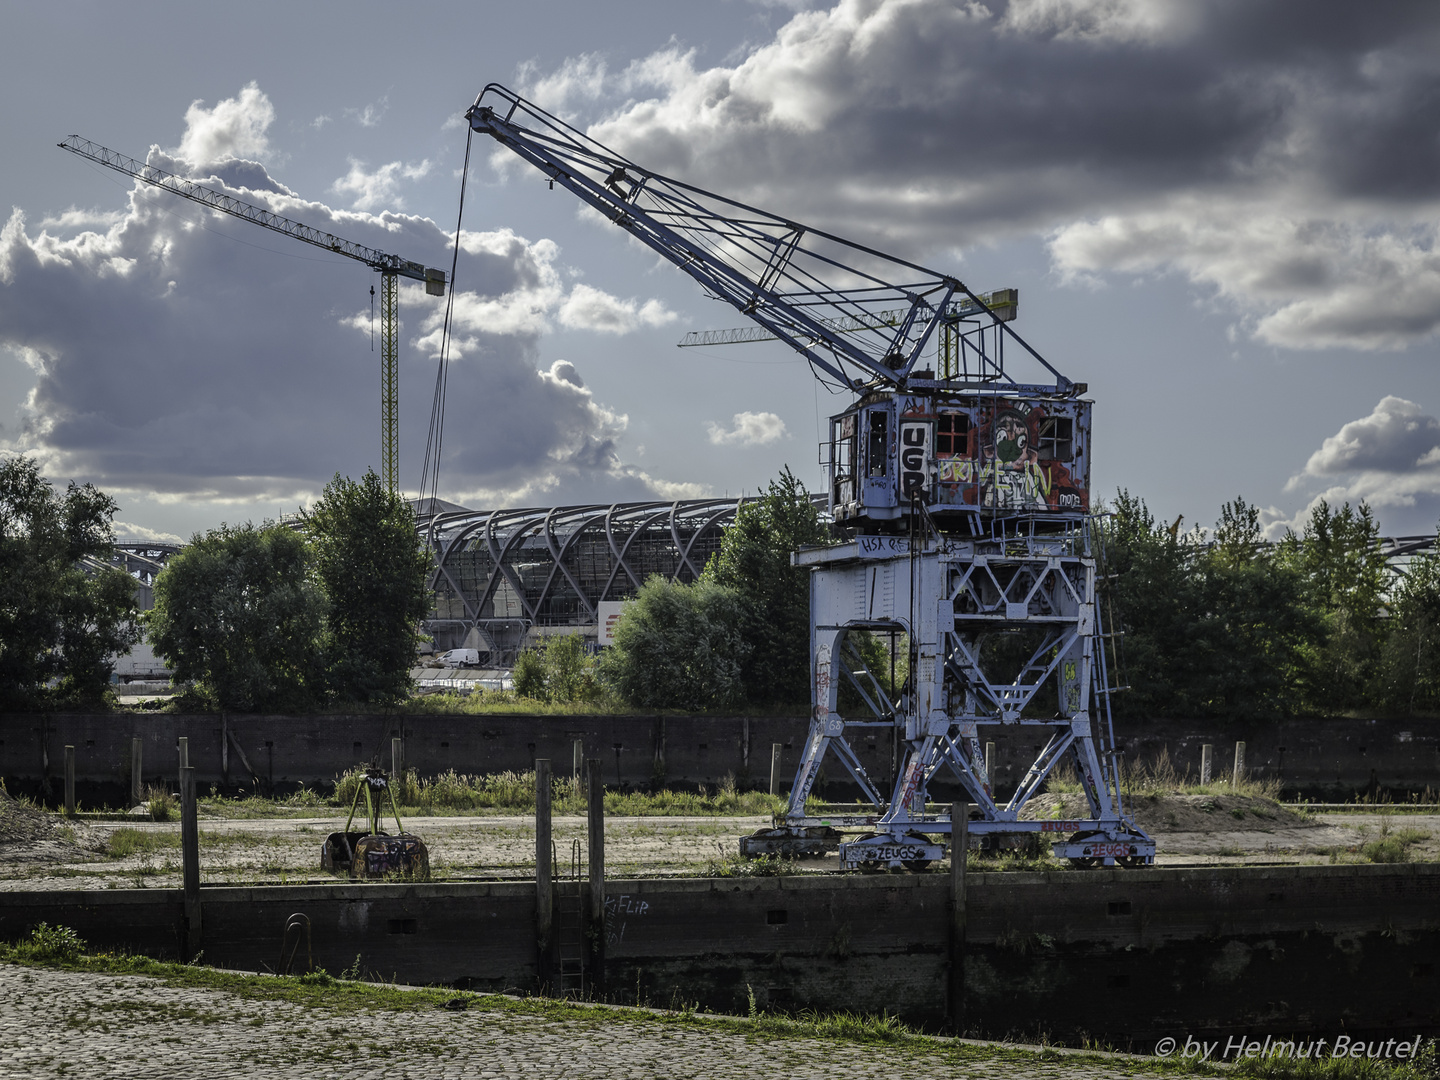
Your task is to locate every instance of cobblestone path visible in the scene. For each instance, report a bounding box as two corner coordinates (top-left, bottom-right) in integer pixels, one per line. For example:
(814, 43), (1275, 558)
(0, 963), (1152, 1079)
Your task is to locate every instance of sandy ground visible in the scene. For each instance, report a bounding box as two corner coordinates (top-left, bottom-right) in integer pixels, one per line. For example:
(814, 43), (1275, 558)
(0, 809), (770, 891)
(2, 788), (1438, 892)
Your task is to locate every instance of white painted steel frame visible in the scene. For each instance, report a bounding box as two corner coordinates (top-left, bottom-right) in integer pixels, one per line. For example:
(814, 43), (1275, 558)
(775, 524), (1153, 869)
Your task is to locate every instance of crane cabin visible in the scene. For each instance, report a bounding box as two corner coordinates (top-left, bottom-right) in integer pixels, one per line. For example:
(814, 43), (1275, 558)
(827, 390), (1091, 531)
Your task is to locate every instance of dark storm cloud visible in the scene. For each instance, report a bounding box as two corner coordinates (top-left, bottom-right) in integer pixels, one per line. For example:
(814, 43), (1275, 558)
(530, 0), (1440, 351)
(0, 86), (684, 504)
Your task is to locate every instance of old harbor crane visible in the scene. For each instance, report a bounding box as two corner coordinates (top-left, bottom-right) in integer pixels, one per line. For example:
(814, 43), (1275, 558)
(58, 136), (448, 494)
(464, 84), (1153, 870)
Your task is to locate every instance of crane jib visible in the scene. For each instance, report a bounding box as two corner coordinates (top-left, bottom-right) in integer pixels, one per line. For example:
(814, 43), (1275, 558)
(57, 136), (446, 294)
(464, 87), (1066, 394)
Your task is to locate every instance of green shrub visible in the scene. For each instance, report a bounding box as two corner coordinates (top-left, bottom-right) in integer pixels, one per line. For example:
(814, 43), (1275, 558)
(599, 576), (748, 710)
(15, 923), (85, 962)
(280, 784), (327, 809)
(1362, 827), (1427, 864)
(512, 647), (546, 700)
(705, 852), (795, 877)
(513, 634), (602, 705)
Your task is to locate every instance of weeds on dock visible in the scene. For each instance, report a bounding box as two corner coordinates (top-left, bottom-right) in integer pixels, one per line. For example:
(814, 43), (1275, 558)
(327, 767), (785, 818)
(1047, 748), (1283, 800)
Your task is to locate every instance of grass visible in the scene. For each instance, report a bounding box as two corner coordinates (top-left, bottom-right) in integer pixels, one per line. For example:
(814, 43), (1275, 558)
(1047, 748), (1284, 801)
(104, 827), (257, 859)
(105, 828), (180, 858)
(186, 772), (784, 821)
(1360, 814), (1430, 863)
(1331, 787), (1440, 809)
(400, 690), (638, 716)
(323, 768), (786, 819)
(144, 784), (178, 822)
(1, 928), (1434, 1080)
(134, 687), (807, 718)
(705, 850), (797, 877)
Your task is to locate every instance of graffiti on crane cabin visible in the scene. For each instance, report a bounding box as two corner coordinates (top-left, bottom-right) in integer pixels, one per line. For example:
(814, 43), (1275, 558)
(935, 402), (1086, 512)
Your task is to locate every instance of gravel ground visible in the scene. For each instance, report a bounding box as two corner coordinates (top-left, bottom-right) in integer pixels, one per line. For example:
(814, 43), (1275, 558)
(0, 963), (1154, 1079)
(0, 801), (1435, 891)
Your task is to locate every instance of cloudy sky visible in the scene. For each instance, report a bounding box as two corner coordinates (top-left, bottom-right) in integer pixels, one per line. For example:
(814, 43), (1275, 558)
(3, 0), (1440, 542)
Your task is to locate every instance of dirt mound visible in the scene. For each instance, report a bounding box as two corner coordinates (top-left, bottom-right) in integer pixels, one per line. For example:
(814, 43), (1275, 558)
(0, 789), (105, 864)
(1022, 792), (1313, 833)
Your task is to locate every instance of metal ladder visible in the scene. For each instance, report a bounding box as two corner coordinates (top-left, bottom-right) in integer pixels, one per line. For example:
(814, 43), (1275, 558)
(555, 839), (586, 998)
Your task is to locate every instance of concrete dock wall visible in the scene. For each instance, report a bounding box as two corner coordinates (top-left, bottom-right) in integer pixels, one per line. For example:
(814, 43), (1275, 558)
(3, 711), (1437, 802)
(2, 864), (1435, 1043)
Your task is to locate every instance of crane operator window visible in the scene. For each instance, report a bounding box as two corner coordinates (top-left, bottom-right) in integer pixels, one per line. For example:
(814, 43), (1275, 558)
(866, 411), (889, 476)
(936, 413), (971, 457)
(1037, 416), (1074, 460)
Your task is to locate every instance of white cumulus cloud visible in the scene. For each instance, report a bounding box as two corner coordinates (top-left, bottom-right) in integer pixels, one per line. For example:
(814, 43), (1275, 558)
(706, 411), (788, 446)
(556, 284), (678, 334)
(1268, 396), (1440, 537)
(174, 82), (275, 167)
(0, 85), (693, 507)
(331, 157), (433, 211)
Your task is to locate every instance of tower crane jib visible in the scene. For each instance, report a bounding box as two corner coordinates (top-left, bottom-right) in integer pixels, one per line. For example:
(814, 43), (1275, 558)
(57, 135), (447, 495)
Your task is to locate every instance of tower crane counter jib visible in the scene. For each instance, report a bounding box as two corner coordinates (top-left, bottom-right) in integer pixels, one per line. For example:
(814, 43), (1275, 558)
(57, 136), (447, 495)
(466, 84), (1154, 870)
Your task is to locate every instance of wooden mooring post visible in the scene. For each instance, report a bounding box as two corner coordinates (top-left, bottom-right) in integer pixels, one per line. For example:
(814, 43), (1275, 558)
(180, 763), (201, 961)
(63, 746), (75, 815)
(587, 757), (605, 993)
(535, 758), (553, 993)
(949, 802), (969, 1034)
(130, 737), (143, 807)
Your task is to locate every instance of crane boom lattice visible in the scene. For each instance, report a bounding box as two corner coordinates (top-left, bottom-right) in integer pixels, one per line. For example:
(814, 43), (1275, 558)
(465, 86), (1065, 395)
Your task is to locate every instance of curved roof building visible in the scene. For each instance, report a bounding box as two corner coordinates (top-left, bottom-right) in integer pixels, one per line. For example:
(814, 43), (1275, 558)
(420, 499), (743, 663)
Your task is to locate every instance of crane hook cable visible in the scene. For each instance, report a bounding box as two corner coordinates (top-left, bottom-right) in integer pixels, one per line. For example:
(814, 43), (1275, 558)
(419, 126), (473, 514)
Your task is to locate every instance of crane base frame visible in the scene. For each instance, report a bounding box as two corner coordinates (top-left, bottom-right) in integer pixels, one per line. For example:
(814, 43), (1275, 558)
(747, 520), (1154, 871)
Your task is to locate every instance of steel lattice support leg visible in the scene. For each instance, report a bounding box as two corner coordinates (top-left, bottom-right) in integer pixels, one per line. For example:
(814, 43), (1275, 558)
(380, 270), (400, 494)
(740, 525), (1155, 870)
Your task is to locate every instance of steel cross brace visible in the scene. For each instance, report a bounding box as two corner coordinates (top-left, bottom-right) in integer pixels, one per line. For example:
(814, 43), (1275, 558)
(741, 527), (1154, 870)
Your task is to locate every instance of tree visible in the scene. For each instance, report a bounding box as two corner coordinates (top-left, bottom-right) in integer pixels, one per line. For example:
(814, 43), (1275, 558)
(1099, 492), (1312, 721)
(0, 456), (138, 708)
(1278, 500), (1388, 712)
(1376, 541), (1440, 714)
(513, 633), (600, 704)
(1190, 498), (1314, 720)
(599, 576), (749, 711)
(304, 471), (431, 704)
(146, 523), (325, 712)
(1097, 490), (1200, 717)
(702, 467), (830, 707)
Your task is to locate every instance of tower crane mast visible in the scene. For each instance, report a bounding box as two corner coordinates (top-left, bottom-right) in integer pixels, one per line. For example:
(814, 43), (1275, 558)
(465, 86), (1153, 872)
(58, 136), (447, 494)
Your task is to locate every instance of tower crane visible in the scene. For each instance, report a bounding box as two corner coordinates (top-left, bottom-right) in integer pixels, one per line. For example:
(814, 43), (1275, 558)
(463, 85), (1152, 870)
(58, 136), (447, 495)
